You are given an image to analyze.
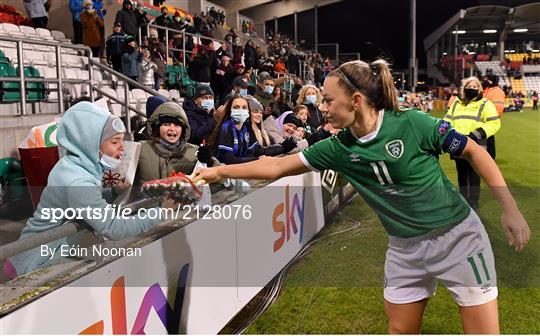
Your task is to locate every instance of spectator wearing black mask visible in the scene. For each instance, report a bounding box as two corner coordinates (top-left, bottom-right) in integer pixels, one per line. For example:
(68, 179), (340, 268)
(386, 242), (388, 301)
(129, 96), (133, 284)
(155, 6), (172, 42)
(115, 0), (138, 38)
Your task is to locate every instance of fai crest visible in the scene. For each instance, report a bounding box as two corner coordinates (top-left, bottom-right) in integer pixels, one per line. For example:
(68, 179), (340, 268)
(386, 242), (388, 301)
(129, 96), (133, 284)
(385, 140), (404, 159)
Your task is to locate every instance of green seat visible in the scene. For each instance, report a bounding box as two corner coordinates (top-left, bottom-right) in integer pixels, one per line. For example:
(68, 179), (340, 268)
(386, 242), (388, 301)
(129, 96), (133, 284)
(0, 62), (21, 102)
(16, 66), (45, 101)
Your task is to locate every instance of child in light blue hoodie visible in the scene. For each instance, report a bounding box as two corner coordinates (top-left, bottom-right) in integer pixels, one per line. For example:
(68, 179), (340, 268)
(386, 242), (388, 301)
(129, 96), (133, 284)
(5, 102), (164, 278)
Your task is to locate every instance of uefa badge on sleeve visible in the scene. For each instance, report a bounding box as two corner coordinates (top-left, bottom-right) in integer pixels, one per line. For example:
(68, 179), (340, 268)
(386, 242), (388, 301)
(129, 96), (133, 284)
(385, 140), (404, 159)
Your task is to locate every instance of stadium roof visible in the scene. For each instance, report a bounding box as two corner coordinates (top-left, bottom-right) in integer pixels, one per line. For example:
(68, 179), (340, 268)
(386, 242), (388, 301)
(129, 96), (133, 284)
(423, 2), (540, 51)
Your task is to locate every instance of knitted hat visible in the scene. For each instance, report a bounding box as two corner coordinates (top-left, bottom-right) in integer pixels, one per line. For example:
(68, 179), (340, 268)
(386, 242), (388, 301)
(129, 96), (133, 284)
(194, 85), (214, 98)
(146, 95), (167, 118)
(100, 115), (126, 144)
(282, 112), (301, 127)
(232, 76), (248, 88)
(245, 95), (263, 111)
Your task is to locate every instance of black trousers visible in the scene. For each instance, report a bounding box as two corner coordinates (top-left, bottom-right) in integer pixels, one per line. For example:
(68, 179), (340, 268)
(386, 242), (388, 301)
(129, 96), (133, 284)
(455, 158), (480, 209)
(73, 20), (83, 44)
(110, 54), (122, 73)
(487, 136), (496, 159)
(32, 17), (48, 29)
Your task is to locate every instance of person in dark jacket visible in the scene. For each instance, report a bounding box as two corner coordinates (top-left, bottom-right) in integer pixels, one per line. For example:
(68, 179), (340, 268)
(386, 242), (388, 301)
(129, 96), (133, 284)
(115, 0), (138, 38)
(69, 0), (84, 44)
(121, 35), (142, 85)
(154, 6), (172, 42)
(134, 0), (149, 37)
(211, 55), (234, 104)
(183, 85), (222, 146)
(188, 46), (212, 84)
(106, 22), (125, 72)
(244, 40), (257, 70)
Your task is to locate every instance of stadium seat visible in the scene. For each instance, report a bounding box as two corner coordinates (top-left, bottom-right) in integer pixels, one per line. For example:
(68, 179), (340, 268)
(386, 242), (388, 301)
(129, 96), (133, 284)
(23, 51), (49, 66)
(51, 30), (71, 43)
(35, 28), (54, 41)
(101, 88), (122, 117)
(169, 89), (180, 101)
(2, 48), (17, 64)
(158, 89), (170, 98)
(62, 68), (84, 99)
(0, 62), (21, 102)
(131, 88), (148, 114)
(61, 54), (82, 68)
(1, 23), (25, 38)
(17, 65), (45, 101)
(19, 26), (40, 39)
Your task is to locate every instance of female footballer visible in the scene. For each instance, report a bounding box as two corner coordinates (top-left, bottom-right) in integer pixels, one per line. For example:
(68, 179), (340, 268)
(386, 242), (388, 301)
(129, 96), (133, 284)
(193, 60), (530, 334)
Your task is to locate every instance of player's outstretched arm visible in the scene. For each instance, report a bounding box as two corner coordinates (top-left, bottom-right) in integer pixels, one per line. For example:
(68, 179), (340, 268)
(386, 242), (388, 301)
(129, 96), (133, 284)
(459, 140), (531, 252)
(193, 154), (311, 183)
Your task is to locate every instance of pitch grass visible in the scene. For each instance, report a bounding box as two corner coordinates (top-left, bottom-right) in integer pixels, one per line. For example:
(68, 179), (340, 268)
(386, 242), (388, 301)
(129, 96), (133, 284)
(246, 108), (540, 334)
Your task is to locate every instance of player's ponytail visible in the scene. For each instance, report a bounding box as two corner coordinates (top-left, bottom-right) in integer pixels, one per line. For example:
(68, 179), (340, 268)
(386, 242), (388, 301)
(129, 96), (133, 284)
(328, 59), (398, 111)
(371, 59), (399, 111)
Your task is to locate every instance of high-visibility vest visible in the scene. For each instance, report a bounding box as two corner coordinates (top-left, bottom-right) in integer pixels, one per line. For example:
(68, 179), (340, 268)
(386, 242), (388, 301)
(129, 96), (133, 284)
(444, 98), (501, 137)
(483, 87), (505, 116)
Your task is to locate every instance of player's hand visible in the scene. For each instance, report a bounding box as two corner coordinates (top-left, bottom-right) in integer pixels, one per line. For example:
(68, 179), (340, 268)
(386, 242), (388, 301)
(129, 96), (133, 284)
(501, 207), (530, 252)
(193, 167), (222, 183)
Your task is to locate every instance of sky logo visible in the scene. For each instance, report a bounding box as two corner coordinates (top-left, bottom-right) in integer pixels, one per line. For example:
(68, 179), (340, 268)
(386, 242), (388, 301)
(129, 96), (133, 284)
(79, 263), (189, 335)
(272, 185), (306, 252)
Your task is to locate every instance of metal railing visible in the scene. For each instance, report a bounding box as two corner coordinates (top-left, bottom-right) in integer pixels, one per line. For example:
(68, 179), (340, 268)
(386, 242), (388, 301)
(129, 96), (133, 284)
(138, 22), (225, 68)
(0, 35), (94, 116)
(0, 34), (170, 137)
(88, 58), (163, 135)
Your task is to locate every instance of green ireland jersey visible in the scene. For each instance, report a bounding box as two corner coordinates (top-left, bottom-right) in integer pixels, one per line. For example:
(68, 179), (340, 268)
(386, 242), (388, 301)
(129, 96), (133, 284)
(300, 109), (471, 238)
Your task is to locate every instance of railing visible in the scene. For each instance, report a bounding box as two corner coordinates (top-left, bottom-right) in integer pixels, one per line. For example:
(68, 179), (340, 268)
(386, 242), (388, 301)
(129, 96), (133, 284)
(138, 22), (225, 68)
(0, 35), (94, 116)
(0, 34), (170, 138)
(88, 58), (163, 136)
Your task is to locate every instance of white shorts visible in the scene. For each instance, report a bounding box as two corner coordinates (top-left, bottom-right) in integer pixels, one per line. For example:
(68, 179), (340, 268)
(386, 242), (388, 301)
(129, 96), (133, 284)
(384, 209), (498, 307)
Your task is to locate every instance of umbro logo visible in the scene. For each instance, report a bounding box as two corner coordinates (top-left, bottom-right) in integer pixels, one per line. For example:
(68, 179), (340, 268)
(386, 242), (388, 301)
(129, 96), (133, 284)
(349, 153), (361, 162)
(481, 283), (492, 293)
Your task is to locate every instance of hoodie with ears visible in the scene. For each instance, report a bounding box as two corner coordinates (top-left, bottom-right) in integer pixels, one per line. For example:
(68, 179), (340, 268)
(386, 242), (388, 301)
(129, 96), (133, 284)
(10, 102), (161, 276)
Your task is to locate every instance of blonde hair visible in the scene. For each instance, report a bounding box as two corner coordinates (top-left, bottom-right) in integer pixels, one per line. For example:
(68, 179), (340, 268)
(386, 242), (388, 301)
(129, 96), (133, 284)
(327, 59), (399, 111)
(296, 84), (322, 106)
(460, 76), (483, 101)
(251, 119), (270, 146)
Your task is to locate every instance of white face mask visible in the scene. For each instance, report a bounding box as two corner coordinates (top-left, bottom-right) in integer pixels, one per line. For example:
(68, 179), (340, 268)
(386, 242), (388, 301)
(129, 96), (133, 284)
(230, 108), (249, 125)
(264, 85), (274, 95)
(201, 99), (214, 111)
(305, 94), (317, 105)
(239, 88), (248, 96)
(99, 151), (122, 171)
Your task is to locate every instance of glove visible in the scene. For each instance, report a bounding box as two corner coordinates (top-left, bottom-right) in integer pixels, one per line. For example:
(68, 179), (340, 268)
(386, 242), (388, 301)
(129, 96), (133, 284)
(281, 136), (297, 153)
(197, 145), (214, 167)
(468, 128), (487, 148)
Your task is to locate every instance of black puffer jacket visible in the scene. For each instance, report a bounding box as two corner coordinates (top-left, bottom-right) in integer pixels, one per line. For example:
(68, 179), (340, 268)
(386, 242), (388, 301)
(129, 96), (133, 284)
(183, 99), (216, 145)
